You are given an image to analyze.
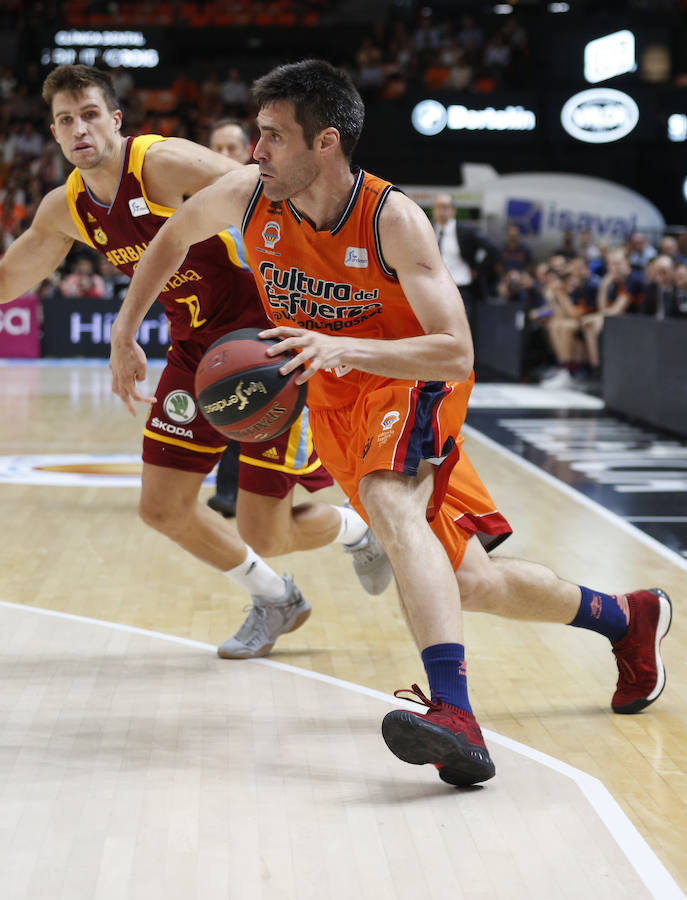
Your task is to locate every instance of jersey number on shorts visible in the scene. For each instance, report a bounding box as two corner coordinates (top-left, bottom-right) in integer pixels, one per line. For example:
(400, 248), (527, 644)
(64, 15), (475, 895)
(174, 294), (207, 328)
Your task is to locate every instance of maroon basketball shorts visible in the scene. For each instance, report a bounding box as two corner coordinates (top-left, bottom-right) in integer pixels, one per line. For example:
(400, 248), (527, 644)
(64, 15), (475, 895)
(142, 352), (333, 498)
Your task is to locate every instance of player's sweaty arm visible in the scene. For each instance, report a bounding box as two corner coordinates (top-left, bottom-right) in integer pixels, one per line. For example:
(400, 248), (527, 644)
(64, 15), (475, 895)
(0, 188), (77, 304)
(109, 153), (254, 414)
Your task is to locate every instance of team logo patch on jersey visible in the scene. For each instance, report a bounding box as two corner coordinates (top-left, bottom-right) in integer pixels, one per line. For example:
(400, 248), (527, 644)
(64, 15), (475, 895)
(163, 390), (198, 424)
(128, 197), (150, 218)
(262, 220), (281, 249)
(93, 227), (108, 245)
(344, 247), (369, 268)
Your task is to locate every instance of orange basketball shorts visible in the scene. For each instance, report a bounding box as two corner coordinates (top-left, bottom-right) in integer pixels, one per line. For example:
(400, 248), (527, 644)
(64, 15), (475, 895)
(308, 377), (511, 570)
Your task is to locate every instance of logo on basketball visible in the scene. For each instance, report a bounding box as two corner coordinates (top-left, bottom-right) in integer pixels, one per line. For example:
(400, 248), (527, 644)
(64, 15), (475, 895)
(164, 390), (197, 424)
(202, 379), (268, 415)
(262, 220), (281, 249)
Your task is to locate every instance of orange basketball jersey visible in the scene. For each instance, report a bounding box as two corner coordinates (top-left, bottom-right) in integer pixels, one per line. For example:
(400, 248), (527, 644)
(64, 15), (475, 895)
(242, 168), (440, 410)
(243, 169), (511, 560)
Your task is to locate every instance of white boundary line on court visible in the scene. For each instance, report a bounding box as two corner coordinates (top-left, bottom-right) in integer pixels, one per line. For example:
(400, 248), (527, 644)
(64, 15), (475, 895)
(0, 599), (683, 900)
(463, 423), (687, 573)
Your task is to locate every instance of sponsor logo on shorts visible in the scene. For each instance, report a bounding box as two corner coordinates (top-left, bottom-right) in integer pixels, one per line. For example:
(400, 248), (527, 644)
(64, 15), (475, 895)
(377, 410), (401, 448)
(151, 417), (194, 438)
(163, 390), (197, 424)
(381, 411), (401, 431)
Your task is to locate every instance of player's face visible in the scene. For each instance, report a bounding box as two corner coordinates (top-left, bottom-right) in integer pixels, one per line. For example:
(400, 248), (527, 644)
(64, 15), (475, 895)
(50, 87), (122, 170)
(209, 124), (251, 163)
(253, 101), (319, 201)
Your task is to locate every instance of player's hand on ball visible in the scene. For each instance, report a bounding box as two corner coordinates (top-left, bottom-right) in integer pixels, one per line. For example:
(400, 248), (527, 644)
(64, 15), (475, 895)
(259, 326), (347, 384)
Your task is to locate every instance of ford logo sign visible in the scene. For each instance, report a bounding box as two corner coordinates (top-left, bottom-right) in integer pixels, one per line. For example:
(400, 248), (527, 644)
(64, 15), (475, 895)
(560, 88), (639, 144)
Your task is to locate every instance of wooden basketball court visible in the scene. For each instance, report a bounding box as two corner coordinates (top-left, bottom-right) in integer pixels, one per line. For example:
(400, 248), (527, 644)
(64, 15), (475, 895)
(0, 361), (685, 899)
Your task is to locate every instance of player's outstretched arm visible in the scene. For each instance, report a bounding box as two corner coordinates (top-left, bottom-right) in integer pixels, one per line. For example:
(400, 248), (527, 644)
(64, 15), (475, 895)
(0, 187), (76, 304)
(109, 165), (258, 414)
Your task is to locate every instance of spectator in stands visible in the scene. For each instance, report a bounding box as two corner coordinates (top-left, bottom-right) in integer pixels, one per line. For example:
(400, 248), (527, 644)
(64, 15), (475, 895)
(497, 223), (533, 274)
(482, 32), (511, 88)
(658, 234), (687, 266)
(355, 36), (385, 94)
(641, 255), (675, 319)
(220, 67), (250, 115)
(626, 230), (657, 271)
(539, 258), (599, 388)
(110, 66), (135, 104)
(13, 121), (43, 160)
(456, 14), (484, 63)
(431, 193), (497, 321)
(676, 231), (687, 264)
(199, 71), (224, 124)
(59, 255), (107, 299)
(554, 229), (577, 260)
(98, 257), (130, 303)
(671, 264), (687, 316)
(0, 190), (27, 250)
(580, 248), (644, 379)
(577, 228), (601, 264)
(208, 118), (252, 163)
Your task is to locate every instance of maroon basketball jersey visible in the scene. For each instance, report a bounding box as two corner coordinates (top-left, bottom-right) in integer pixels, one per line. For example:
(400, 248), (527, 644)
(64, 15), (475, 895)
(65, 134), (268, 343)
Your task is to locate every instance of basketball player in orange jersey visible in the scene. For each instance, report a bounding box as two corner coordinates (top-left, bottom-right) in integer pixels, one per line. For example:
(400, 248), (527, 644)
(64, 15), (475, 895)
(0, 64), (392, 660)
(112, 59), (671, 787)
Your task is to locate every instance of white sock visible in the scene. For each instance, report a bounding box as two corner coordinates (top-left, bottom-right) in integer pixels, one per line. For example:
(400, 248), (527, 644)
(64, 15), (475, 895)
(224, 547), (285, 601)
(333, 504), (368, 546)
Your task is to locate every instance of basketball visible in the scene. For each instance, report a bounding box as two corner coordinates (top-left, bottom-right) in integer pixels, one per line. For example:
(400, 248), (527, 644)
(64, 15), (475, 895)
(194, 328), (307, 443)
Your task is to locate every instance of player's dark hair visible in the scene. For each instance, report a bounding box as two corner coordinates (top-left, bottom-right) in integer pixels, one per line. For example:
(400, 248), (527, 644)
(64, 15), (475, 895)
(252, 59), (364, 160)
(42, 64), (120, 116)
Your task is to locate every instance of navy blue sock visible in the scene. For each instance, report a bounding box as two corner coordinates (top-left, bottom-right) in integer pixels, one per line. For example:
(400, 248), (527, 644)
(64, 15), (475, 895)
(569, 586), (630, 644)
(421, 642), (472, 714)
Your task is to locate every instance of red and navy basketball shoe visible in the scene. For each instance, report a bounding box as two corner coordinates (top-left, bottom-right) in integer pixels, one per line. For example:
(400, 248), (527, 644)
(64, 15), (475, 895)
(611, 588), (672, 714)
(382, 684), (495, 786)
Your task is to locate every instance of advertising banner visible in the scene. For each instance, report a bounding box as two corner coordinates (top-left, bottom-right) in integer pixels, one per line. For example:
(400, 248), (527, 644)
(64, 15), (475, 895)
(41, 296), (169, 358)
(0, 292), (41, 358)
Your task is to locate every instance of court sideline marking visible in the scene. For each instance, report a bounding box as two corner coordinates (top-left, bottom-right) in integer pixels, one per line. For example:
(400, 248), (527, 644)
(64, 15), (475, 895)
(0, 599), (683, 900)
(464, 423), (687, 574)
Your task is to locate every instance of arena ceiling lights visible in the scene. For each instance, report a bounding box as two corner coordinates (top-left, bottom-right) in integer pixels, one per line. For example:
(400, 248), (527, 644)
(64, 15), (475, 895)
(584, 30), (636, 83)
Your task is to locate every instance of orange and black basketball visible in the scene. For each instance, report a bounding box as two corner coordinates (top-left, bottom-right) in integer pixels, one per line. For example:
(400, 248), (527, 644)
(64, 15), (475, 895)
(194, 328), (307, 443)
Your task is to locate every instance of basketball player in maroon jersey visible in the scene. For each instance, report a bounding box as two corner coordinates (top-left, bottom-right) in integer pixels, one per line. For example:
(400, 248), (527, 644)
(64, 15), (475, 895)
(0, 64), (392, 659)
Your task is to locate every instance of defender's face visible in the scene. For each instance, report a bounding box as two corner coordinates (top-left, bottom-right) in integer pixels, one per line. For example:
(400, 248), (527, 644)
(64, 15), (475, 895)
(50, 87), (122, 170)
(253, 100), (319, 201)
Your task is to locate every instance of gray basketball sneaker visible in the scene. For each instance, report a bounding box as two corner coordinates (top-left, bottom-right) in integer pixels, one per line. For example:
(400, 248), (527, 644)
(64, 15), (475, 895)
(217, 576), (311, 659)
(343, 527), (394, 596)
